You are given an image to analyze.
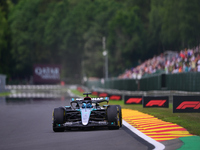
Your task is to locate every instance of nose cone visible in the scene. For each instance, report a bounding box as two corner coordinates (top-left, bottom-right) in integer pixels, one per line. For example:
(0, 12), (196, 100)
(81, 108), (91, 125)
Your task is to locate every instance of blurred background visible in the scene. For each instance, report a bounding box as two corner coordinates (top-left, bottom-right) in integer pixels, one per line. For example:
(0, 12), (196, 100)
(0, 0), (200, 85)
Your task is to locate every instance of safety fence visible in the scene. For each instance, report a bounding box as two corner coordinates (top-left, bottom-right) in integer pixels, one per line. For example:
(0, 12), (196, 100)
(85, 72), (200, 92)
(6, 85), (62, 90)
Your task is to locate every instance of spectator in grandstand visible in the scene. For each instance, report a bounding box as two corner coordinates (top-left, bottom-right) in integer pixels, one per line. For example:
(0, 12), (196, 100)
(118, 47), (200, 79)
(197, 58), (200, 72)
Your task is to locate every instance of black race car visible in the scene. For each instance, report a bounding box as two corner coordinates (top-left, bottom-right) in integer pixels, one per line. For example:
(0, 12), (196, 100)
(52, 93), (122, 132)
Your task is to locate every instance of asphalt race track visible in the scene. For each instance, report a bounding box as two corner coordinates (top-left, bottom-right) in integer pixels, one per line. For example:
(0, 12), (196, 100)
(0, 94), (154, 150)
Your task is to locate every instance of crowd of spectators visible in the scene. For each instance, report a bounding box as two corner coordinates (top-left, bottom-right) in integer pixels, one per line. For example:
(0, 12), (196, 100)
(118, 47), (200, 79)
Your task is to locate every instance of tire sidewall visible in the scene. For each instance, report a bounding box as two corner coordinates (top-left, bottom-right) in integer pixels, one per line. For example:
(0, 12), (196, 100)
(53, 107), (65, 124)
(116, 105), (122, 127)
(107, 105), (120, 128)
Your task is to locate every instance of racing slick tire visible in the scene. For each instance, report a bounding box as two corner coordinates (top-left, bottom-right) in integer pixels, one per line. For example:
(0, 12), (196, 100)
(116, 105), (122, 127)
(107, 105), (120, 130)
(53, 107), (65, 132)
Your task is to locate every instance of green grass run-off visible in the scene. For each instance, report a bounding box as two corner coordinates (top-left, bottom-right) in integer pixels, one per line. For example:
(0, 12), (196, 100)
(0, 92), (10, 97)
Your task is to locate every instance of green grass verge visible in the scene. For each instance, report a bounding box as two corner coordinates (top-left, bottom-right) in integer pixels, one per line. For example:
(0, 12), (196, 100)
(71, 89), (200, 136)
(0, 92), (10, 96)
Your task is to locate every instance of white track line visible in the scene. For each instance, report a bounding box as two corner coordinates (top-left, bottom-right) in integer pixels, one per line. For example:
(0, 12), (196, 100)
(123, 120), (165, 150)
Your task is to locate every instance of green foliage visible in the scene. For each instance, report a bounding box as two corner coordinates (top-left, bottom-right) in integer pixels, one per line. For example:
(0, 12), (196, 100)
(1, 0), (200, 82)
(156, 0), (200, 50)
(0, 0), (13, 77)
(108, 6), (146, 74)
(9, 0), (40, 75)
(0, 10), (7, 58)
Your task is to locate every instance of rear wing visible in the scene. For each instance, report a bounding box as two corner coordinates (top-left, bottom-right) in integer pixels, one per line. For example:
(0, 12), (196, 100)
(71, 97), (109, 103)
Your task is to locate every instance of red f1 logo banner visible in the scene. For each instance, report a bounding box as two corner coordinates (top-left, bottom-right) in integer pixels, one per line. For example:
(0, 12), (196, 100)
(124, 96), (143, 104)
(91, 91), (98, 96)
(109, 95), (122, 101)
(143, 96), (169, 108)
(77, 87), (84, 93)
(98, 92), (109, 97)
(173, 96), (200, 113)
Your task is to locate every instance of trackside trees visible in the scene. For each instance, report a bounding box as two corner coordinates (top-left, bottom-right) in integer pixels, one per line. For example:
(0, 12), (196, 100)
(2, 0), (200, 82)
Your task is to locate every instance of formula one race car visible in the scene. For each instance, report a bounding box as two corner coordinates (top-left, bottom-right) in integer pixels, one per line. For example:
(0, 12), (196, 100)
(52, 93), (122, 132)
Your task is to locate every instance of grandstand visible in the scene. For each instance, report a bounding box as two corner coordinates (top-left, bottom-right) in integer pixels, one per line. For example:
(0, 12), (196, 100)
(118, 47), (200, 79)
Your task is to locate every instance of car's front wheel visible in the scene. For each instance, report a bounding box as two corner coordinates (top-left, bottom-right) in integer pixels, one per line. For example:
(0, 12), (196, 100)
(53, 107), (65, 132)
(107, 105), (120, 130)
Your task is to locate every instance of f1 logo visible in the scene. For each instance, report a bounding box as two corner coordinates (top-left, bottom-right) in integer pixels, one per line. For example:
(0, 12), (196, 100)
(92, 91), (98, 96)
(176, 101), (200, 109)
(99, 93), (108, 97)
(124, 96), (143, 104)
(143, 96), (169, 108)
(109, 95), (121, 100)
(146, 100), (166, 107)
(173, 96), (200, 113)
(126, 98), (142, 104)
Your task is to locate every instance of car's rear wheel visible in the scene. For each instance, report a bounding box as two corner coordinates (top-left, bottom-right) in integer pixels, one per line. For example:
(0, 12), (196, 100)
(107, 105), (120, 130)
(53, 107), (65, 132)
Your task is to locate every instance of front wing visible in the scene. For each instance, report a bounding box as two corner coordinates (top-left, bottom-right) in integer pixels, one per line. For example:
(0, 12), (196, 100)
(53, 109), (118, 129)
(53, 120), (109, 129)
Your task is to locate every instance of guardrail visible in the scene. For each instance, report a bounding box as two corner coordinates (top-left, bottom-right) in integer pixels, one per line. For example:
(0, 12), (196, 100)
(85, 72), (200, 92)
(84, 87), (200, 103)
(6, 85), (62, 90)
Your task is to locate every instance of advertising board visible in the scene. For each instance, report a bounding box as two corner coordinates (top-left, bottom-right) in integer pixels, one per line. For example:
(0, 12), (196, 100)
(143, 96), (169, 108)
(173, 96), (200, 113)
(91, 91), (98, 96)
(124, 96), (143, 104)
(98, 92), (109, 97)
(109, 94), (122, 100)
(33, 64), (61, 84)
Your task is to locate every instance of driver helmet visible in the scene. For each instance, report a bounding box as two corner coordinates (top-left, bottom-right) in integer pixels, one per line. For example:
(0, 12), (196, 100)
(82, 97), (92, 108)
